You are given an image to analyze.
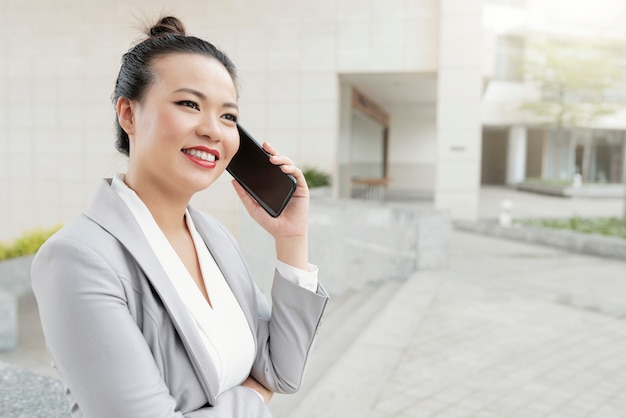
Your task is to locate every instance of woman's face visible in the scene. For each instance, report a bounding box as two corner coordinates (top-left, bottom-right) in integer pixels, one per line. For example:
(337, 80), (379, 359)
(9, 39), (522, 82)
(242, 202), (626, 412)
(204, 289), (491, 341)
(125, 53), (239, 197)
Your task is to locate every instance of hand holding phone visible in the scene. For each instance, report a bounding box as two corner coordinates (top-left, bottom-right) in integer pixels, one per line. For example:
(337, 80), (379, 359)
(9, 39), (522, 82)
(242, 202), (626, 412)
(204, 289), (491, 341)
(227, 124), (297, 218)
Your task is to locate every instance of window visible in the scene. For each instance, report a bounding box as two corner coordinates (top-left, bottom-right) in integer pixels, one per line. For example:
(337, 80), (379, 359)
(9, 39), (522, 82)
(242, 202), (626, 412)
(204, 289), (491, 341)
(494, 36), (524, 82)
(593, 131), (624, 183)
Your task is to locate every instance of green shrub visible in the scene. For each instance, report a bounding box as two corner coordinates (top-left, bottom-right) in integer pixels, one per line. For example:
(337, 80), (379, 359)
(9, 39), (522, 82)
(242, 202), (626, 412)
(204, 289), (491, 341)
(523, 177), (619, 187)
(303, 167), (331, 188)
(521, 217), (626, 240)
(0, 225), (62, 261)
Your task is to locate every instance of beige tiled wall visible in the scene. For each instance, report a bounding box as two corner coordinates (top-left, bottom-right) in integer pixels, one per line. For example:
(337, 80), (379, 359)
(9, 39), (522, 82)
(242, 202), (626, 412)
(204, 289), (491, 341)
(435, 0), (483, 220)
(1, 0), (440, 241)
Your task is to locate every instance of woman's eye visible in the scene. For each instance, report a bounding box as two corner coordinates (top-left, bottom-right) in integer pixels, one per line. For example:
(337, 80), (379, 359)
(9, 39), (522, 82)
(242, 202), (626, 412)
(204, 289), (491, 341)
(223, 113), (238, 123)
(177, 100), (200, 110)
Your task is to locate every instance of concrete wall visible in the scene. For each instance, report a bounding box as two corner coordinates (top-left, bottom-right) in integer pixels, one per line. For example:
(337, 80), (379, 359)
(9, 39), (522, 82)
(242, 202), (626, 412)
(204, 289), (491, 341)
(350, 110), (385, 180)
(0, 0), (441, 241)
(238, 198), (450, 297)
(387, 106), (437, 197)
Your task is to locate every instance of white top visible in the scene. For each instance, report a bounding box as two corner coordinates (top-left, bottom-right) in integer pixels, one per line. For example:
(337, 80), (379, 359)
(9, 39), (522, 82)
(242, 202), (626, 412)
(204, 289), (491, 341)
(111, 174), (318, 396)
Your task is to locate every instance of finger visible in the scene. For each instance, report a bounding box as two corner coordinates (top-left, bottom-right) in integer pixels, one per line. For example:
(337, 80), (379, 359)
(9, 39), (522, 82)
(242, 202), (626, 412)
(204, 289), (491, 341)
(262, 142), (279, 156)
(270, 154), (294, 167)
(263, 142), (298, 168)
(279, 164), (300, 175)
(280, 164), (307, 187)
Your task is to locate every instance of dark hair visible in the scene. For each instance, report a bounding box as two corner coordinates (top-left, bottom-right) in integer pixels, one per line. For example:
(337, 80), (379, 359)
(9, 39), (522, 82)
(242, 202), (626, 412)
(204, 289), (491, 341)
(112, 16), (238, 155)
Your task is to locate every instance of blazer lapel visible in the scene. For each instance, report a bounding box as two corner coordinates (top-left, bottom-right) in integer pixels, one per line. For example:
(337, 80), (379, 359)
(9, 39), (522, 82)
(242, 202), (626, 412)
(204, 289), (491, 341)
(188, 207), (258, 338)
(83, 179), (220, 404)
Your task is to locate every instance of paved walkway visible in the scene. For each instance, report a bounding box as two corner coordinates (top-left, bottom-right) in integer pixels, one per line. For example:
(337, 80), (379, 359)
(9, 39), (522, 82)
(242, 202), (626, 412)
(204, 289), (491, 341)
(285, 230), (626, 417)
(274, 185), (626, 418)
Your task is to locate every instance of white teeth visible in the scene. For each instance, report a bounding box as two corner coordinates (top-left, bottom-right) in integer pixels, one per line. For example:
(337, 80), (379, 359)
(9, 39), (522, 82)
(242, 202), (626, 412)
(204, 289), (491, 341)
(183, 149), (216, 162)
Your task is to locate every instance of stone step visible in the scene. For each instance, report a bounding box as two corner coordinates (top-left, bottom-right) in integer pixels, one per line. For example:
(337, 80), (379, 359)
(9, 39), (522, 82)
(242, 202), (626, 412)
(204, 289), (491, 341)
(270, 279), (405, 418)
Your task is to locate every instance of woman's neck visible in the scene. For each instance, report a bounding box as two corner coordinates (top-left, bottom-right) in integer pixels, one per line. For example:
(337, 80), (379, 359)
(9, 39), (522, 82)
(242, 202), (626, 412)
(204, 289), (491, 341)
(123, 172), (191, 235)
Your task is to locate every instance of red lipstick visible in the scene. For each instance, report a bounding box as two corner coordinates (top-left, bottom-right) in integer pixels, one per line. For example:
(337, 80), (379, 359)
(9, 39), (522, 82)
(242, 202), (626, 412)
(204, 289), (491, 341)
(181, 146), (220, 169)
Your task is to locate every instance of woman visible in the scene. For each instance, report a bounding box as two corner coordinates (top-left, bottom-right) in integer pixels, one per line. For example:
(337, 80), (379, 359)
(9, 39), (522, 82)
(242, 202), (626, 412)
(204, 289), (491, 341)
(31, 16), (328, 418)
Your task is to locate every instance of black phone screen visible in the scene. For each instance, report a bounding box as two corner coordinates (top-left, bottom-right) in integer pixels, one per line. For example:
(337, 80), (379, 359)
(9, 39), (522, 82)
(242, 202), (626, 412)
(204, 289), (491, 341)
(227, 124), (297, 217)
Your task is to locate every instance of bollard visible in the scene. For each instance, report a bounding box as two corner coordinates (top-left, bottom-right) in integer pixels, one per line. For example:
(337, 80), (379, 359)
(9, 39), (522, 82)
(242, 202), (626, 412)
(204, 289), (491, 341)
(499, 199), (513, 227)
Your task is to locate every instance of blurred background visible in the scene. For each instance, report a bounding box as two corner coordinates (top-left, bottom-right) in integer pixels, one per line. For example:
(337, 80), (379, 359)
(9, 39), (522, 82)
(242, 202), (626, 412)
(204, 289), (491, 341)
(1, 0), (625, 240)
(2, 0), (626, 416)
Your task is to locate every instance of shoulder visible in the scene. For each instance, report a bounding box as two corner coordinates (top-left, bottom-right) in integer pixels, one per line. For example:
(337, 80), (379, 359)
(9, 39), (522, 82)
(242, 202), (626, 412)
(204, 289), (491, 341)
(32, 215), (131, 291)
(37, 215), (125, 261)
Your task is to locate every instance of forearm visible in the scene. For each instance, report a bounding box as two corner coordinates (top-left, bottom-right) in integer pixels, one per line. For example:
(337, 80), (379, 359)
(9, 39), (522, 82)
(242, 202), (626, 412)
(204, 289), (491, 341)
(241, 376), (273, 404)
(275, 235), (308, 271)
(185, 386), (272, 418)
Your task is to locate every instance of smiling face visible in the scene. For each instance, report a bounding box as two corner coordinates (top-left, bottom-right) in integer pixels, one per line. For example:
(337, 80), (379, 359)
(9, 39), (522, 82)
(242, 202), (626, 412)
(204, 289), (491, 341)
(119, 52), (240, 199)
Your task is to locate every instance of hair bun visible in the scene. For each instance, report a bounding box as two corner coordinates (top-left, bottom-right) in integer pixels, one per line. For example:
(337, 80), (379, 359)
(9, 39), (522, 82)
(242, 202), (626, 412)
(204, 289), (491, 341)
(148, 16), (186, 37)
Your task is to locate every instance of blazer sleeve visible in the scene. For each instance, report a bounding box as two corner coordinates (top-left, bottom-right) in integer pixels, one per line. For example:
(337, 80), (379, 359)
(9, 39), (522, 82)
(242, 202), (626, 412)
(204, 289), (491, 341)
(32, 237), (272, 418)
(250, 272), (329, 394)
(204, 215), (330, 395)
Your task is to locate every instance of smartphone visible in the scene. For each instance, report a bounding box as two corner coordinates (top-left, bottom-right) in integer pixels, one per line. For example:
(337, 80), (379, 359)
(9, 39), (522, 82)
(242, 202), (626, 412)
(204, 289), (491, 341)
(227, 124), (297, 218)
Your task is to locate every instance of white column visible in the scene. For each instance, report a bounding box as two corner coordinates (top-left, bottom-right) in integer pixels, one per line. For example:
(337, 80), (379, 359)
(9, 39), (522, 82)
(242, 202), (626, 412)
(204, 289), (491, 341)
(506, 125), (527, 185)
(541, 130), (551, 178)
(434, 0), (483, 220)
(622, 138), (626, 184)
(337, 84), (353, 198)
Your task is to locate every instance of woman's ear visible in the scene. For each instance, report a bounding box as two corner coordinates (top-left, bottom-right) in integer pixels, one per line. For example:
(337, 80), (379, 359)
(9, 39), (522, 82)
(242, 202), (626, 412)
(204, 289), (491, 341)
(116, 97), (135, 136)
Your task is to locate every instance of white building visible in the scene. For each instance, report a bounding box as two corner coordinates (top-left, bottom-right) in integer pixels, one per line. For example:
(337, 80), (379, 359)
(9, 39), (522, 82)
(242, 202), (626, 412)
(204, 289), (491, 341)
(1, 0), (622, 242)
(482, 0), (626, 187)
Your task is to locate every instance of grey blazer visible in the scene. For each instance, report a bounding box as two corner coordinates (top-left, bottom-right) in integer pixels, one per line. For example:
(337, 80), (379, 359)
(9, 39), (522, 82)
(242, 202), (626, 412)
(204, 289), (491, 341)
(31, 179), (329, 418)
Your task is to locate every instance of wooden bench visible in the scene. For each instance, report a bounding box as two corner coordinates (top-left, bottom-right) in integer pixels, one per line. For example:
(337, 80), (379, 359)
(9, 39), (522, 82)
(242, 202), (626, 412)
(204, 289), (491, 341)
(351, 177), (391, 200)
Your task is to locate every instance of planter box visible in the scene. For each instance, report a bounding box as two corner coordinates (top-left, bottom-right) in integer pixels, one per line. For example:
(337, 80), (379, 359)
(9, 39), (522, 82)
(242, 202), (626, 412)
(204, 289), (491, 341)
(517, 182), (625, 198)
(0, 290), (16, 352)
(0, 255), (34, 352)
(238, 198), (450, 296)
(455, 220), (626, 261)
(309, 186), (332, 198)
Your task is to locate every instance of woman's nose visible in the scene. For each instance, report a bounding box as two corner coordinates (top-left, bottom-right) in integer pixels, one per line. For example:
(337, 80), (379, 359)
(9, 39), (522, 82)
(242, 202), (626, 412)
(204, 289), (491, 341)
(196, 118), (223, 141)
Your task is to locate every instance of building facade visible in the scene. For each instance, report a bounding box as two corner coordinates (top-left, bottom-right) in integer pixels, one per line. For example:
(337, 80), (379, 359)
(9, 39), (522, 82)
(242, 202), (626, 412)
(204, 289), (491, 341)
(481, 0), (626, 187)
(1, 0), (486, 242)
(3, 0), (623, 243)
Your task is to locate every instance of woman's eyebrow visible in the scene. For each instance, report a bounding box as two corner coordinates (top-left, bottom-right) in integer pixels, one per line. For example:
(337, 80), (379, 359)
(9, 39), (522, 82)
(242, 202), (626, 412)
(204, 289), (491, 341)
(172, 87), (206, 100)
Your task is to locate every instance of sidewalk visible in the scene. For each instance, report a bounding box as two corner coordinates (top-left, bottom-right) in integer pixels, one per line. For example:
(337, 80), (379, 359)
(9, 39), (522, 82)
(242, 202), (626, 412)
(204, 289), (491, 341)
(271, 188), (626, 417)
(281, 230), (626, 418)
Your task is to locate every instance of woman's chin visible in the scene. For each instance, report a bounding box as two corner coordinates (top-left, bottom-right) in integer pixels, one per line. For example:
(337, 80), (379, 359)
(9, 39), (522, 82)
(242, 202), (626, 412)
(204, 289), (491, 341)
(186, 174), (221, 193)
